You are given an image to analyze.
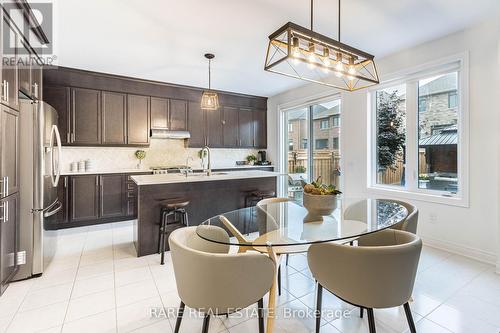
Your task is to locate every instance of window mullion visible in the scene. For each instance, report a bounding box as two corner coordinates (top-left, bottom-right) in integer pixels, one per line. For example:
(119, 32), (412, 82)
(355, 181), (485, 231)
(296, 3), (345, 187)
(405, 81), (418, 192)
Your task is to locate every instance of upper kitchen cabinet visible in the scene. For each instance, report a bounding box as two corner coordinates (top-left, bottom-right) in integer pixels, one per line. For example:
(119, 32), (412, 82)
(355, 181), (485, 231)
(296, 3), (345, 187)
(187, 101), (206, 147)
(253, 110), (267, 148)
(206, 107), (223, 147)
(70, 88), (101, 145)
(43, 86), (70, 145)
(151, 97), (169, 129)
(102, 91), (127, 145)
(0, 106), (19, 197)
(222, 107), (239, 147)
(169, 99), (187, 131)
(1, 17), (18, 110)
(238, 108), (254, 148)
(127, 94), (150, 145)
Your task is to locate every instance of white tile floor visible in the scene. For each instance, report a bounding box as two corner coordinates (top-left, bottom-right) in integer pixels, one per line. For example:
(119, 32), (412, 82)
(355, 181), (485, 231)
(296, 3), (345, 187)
(0, 221), (499, 333)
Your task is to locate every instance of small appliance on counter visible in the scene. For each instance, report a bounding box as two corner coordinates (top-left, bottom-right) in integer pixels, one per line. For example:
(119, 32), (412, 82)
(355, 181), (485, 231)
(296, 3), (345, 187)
(256, 150), (271, 165)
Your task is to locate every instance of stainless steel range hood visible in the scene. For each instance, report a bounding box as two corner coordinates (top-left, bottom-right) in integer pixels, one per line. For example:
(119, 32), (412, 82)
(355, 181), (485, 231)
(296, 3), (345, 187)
(150, 129), (191, 139)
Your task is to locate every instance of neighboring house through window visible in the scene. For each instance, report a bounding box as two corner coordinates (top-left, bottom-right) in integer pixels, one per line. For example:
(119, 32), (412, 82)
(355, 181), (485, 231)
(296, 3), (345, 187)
(320, 119), (329, 129)
(315, 139), (328, 149)
(332, 114), (340, 127)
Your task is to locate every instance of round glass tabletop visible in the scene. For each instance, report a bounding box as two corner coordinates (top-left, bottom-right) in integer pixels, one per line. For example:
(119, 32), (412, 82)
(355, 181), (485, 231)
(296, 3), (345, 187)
(196, 198), (408, 248)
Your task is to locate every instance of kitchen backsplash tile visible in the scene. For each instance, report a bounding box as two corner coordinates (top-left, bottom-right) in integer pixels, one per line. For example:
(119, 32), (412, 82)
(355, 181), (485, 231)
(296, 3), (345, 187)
(60, 139), (264, 171)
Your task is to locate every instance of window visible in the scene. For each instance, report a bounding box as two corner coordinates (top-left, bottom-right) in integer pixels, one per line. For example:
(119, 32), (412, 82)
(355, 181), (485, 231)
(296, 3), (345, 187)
(448, 91), (458, 108)
(288, 139), (294, 151)
(418, 97), (427, 112)
(301, 138), (308, 149)
(288, 123), (293, 132)
(332, 137), (339, 149)
(332, 115), (340, 127)
(375, 84), (406, 187)
(320, 119), (329, 129)
(315, 139), (328, 149)
(370, 60), (467, 206)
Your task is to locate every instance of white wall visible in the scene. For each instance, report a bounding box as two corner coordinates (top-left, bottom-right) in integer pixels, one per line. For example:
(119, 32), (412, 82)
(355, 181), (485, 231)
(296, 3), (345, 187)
(267, 16), (500, 268)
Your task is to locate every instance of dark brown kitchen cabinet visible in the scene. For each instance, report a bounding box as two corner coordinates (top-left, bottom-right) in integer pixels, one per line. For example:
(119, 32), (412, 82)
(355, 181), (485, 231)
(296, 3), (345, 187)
(43, 86), (70, 145)
(206, 108), (223, 147)
(71, 88), (101, 145)
(99, 174), (126, 218)
(17, 41), (31, 98)
(187, 101), (206, 147)
(1, 17), (18, 110)
(0, 193), (19, 295)
(253, 110), (267, 148)
(69, 175), (99, 223)
(222, 107), (239, 147)
(150, 97), (169, 129)
(238, 108), (254, 148)
(169, 99), (187, 131)
(102, 92), (127, 145)
(0, 106), (19, 196)
(127, 94), (150, 145)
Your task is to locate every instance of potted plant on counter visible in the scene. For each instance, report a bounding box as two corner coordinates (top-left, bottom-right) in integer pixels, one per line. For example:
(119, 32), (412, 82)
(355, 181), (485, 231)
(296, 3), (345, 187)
(246, 154), (257, 165)
(302, 176), (342, 222)
(135, 150), (146, 169)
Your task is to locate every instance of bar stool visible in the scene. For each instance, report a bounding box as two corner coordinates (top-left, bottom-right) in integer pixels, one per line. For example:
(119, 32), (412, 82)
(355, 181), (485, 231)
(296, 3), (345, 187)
(244, 190), (276, 207)
(158, 198), (190, 265)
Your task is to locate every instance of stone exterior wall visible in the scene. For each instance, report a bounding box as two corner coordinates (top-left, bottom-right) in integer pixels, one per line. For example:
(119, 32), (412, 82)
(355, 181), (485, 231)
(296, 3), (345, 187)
(419, 90), (458, 137)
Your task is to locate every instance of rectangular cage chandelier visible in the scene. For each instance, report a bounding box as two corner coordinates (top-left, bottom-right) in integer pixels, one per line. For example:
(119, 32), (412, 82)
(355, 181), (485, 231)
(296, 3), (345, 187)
(264, 22), (379, 92)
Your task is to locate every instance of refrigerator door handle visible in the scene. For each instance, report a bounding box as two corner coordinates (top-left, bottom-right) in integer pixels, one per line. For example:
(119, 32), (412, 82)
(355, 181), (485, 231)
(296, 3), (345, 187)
(49, 125), (62, 187)
(43, 200), (62, 218)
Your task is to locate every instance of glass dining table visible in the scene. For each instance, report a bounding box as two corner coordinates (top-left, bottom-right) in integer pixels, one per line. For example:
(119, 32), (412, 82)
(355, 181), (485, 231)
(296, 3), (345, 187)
(196, 198), (408, 333)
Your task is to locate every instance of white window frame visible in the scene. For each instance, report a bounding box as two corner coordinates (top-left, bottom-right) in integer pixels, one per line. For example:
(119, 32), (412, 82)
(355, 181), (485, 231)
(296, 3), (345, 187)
(367, 53), (469, 207)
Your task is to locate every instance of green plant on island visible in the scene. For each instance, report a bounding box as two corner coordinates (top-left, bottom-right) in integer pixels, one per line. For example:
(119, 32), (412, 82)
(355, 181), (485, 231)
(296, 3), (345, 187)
(303, 176), (342, 196)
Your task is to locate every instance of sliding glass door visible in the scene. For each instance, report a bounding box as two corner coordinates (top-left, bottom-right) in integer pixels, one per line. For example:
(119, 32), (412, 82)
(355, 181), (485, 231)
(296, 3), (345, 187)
(284, 98), (341, 204)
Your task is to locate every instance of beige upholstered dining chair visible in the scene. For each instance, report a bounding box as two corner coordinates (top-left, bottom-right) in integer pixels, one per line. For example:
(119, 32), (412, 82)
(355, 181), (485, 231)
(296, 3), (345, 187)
(307, 229), (422, 333)
(256, 197), (291, 296)
(169, 226), (275, 333)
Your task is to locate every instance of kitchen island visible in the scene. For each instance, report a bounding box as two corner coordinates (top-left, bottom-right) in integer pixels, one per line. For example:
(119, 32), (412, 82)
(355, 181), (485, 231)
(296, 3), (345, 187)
(131, 170), (280, 256)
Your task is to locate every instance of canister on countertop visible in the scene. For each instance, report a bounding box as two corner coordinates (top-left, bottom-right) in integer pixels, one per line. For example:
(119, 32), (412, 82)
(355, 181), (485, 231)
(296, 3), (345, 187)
(78, 160), (86, 172)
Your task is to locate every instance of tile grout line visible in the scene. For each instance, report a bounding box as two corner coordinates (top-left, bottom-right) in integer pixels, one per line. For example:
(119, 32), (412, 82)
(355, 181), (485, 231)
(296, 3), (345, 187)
(59, 227), (88, 332)
(145, 257), (175, 332)
(111, 222), (119, 333)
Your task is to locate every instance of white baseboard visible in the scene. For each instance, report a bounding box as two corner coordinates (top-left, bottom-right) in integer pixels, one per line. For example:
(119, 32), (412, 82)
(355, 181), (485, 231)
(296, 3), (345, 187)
(421, 236), (497, 267)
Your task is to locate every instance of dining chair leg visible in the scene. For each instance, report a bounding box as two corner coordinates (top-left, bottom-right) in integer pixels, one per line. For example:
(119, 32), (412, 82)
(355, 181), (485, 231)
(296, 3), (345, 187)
(201, 314), (210, 333)
(403, 303), (417, 333)
(359, 307), (364, 318)
(174, 301), (185, 333)
(367, 308), (376, 333)
(315, 283), (323, 333)
(277, 265), (281, 296)
(257, 298), (264, 333)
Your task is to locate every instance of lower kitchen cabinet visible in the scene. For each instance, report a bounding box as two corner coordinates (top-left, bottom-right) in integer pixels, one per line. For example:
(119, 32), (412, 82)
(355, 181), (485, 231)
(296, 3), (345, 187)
(69, 175), (99, 223)
(100, 174), (126, 218)
(0, 193), (19, 295)
(46, 173), (148, 229)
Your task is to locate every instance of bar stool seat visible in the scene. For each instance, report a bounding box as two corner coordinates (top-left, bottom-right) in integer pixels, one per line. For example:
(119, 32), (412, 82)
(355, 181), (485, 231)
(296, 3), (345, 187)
(158, 198), (190, 265)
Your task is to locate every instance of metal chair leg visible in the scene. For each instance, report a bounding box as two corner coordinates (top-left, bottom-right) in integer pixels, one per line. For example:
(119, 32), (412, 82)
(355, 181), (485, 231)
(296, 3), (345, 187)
(278, 265), (281, 296)
(201, 314), (210, 333)
(160, 212), (169, 265)
(315, 283), (323, 333)
(174, 301), (185, 333)
(367, 308), (376, 333)
(184, 210), (189, 227)
(257, 298), (264, 333)
(403, 303), (416, 333)
(158, 210), (166, 253)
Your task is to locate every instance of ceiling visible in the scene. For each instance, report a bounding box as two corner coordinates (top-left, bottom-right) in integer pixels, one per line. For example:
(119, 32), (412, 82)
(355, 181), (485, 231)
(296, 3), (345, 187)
(50, 0), (500, 97)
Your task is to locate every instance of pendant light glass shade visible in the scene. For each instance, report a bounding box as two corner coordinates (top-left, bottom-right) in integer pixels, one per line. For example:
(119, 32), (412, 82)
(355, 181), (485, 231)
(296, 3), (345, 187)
(201, 91), (219, 110)
(201, 53), (219, 110)
(265, 22), (379, 91)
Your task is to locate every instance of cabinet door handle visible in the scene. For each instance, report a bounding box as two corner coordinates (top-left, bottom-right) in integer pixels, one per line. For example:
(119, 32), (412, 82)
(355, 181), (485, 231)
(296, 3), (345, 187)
(4, 201), (8, 223)
(5, 81), (9, 103)
(2, 176), (8, 197)
(71, 133), (75, 143)
(64, 176), (68, 188)
(67, 132), (70, 143)
(1, 80), (5, 101)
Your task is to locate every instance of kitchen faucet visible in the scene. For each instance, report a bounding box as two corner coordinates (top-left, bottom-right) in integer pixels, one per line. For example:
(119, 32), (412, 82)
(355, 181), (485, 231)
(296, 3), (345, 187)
(201, 145), (212, 176)
(183, 156), (194, 177)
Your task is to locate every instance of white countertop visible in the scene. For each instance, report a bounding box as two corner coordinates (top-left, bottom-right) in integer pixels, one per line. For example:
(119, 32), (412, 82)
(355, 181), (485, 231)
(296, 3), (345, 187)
(60, 165), (274, 176)
(131, 170), (282, 186)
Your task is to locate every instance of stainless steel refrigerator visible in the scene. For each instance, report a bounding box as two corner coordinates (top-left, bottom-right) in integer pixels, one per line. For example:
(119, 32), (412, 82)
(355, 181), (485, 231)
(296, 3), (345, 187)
(17, 99), (61, 279)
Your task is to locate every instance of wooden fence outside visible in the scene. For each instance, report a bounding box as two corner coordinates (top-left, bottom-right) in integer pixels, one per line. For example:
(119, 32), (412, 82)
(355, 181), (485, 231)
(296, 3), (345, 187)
(288, 150), (427, 186)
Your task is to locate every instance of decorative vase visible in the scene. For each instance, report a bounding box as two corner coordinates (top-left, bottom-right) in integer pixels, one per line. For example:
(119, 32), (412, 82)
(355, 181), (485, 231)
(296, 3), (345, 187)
(302, 192), (338, 223)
